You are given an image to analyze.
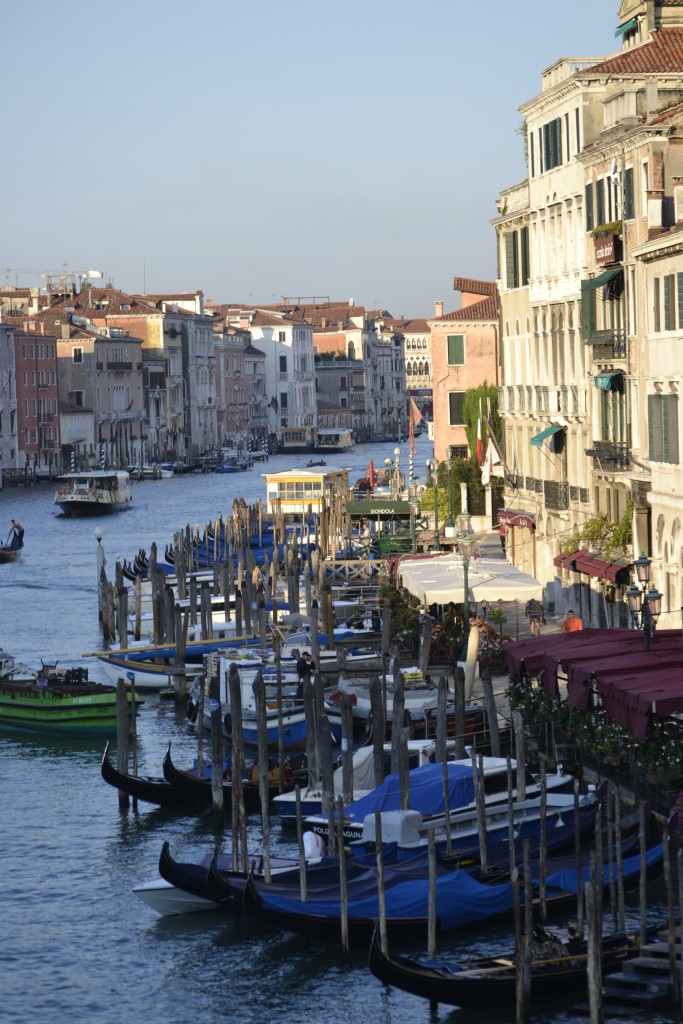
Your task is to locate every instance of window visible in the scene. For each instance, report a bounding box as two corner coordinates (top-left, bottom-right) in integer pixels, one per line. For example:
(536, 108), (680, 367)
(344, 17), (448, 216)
(73, 348), (83, 363)
(448, 445), (468, 460)
(648, 394), (679, 463)
(339, 376), (347, 390)
(653, 278), (661, 332)
(74, 390), (84, 407)
(575, 107), (581, 152)
(664, 275), (676, 331)
(520, 227), (530, 285)
(280, 392), (288, 409)
(595, 178), (605, 226)
(505, 231), (519, 289)
(448, 391), (465, 425)
(447, 335), (465, 365)
(623, 167), (635, 220)
(279, 355), (287, 372)
(542, 117), (562, 170)
(278, 331), (286, 343)
(585, 182), (594, 231)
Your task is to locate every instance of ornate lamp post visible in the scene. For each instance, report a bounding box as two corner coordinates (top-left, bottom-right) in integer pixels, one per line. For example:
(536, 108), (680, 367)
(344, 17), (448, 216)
(394, 446), (401, 498)
(428, 458), (441, 551)
(458, 510), (473, 653)
(626, 553), (662, 652)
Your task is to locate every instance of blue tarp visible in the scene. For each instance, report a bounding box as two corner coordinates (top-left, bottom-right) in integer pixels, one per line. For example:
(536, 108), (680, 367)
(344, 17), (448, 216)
(341, 762), (476, 825)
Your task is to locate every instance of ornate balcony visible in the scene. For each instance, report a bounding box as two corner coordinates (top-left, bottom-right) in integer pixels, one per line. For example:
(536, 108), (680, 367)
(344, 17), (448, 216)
(585, 329), (626, 359)
(585, 439), (630, 471)
(544, 479), (569, 510)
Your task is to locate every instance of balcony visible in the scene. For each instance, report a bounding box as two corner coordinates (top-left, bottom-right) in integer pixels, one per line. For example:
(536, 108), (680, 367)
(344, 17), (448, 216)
(544, 479), (569, 510)
(585, 439), (630, 471)
(105, 361), (133, 373)
(38, 413), (54, 424)
(585, 329), (626, 360)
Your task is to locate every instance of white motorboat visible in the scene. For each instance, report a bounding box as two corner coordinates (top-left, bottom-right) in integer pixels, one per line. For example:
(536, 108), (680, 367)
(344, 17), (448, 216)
(54, 470), (133, 516)
(304, 755), (577, 842)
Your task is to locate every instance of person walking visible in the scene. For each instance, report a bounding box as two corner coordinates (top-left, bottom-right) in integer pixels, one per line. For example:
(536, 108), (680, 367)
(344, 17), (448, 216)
(563, 609), (583, 633)
(525, 597), (543, 637)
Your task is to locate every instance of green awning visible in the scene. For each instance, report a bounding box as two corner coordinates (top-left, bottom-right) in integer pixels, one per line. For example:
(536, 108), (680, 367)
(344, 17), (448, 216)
(530, 424), (563, 448)
(615, 17), (637, 37)
(594, 371), (622, 390)
(583, 267), (623, 291)
(347, 500), (411, 517)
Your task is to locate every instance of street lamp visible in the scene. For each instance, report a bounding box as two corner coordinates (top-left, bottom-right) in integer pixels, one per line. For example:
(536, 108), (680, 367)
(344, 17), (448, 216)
(394, 446), (401, 498)
(428, 458), (441, 551)
(458, 510), (473, 654)
(626, 553), (662, 652)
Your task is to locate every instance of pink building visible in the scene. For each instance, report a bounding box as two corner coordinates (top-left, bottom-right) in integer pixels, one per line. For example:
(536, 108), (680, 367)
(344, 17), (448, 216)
(429, 278), (499, 462)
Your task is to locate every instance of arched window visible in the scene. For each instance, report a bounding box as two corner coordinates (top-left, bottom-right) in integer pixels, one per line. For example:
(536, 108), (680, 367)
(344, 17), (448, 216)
(424, 361), (429, 376)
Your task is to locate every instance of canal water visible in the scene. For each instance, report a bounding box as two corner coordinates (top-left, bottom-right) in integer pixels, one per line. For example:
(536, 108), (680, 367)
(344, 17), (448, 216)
(0, 435), (675, 1024)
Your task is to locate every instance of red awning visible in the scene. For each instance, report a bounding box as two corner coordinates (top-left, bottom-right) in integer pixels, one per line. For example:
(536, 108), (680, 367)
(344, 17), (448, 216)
(572, 553), (631, 583)
(553, 547), (589, 570)
(497, 508), (536, 530)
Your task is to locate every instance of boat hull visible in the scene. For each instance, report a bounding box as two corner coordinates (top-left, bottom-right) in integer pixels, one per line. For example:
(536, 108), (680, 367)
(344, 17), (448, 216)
(0, 681), (139, 734)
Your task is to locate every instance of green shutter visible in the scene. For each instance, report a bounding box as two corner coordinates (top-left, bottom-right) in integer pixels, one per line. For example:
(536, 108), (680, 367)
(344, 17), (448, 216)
(449, 392), (465, 425)
(648, 394), (663, 462)
(664, 276), (671, 331)
(663, 395), (679, 463)
(623, 167), (634, 220)
(581, 280), (596, 340)
(677, 273), (683, 330)
(505, 232), (518, 289)
(447, 335), (464, 365)
(596, 178), (605, 225)
(585, 183), (594, 231)
(520, 226), (529, 286)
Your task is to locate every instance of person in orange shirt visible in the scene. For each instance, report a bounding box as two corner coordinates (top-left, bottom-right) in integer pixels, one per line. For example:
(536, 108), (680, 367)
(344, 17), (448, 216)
(563, 609), (583, 633)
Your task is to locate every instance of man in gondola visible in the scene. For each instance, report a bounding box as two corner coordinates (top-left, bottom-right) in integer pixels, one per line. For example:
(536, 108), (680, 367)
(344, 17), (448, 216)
(10, 519), (24, 547)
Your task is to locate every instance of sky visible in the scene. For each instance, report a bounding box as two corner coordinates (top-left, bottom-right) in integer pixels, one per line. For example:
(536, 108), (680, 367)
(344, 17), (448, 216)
(4, 1), (621, 319)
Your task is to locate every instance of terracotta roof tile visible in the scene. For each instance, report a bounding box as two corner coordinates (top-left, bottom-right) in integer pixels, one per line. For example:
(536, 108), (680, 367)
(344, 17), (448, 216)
(452, 278), (497, 297)
(437, 294), (499, 322)
(580, 26), (683, 76)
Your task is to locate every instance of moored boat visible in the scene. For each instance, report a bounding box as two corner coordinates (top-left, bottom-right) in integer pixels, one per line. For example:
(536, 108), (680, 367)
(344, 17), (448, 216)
(368, 922), (656, 1008)
(54, 470), (133, 516)
(0, 654), (140, 734)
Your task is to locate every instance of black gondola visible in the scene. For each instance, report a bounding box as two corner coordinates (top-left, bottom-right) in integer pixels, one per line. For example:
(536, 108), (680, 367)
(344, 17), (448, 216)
(100, 742), (200, 808)
(368, 921), (658, 1008)
(161, 745), (306, 812)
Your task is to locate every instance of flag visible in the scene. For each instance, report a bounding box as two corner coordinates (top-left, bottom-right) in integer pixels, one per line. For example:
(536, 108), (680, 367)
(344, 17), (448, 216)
(368, 460), (375, 491)
(269, 396), (278, 412)
(408, 398), (423, 453)
(481, 441), (492, 485)
(476, 399), (483, 466)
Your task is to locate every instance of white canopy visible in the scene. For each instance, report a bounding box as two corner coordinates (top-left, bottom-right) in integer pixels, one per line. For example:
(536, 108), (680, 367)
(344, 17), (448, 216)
(397, 552), (542, 605)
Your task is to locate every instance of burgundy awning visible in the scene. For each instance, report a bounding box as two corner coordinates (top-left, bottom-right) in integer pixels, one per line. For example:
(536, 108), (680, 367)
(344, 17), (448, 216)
(497, 508), (536, 530)
(572, 553), (631, 583)
(553, 547), (589, 570)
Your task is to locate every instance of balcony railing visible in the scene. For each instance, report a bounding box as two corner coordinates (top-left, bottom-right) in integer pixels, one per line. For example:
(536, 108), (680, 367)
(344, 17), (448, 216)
(585, 329), (626, 359)
(585, 439), (630, 470)
(544, 479), (569, 510)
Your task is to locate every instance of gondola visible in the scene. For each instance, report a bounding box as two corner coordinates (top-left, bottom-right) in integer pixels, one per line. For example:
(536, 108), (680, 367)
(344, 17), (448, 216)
(241, 840), (663, 946)
(368, 921), (659, 1008)
(0, 535), (23, 563)
(162, 745), (307, 812)
(100, 742), (203, 808)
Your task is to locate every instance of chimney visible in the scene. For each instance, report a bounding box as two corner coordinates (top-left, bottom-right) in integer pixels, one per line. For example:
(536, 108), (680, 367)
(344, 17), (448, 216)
(435, 300), (444, 318)
(675, 178), (683, 224)
(348, 297), (354, 307)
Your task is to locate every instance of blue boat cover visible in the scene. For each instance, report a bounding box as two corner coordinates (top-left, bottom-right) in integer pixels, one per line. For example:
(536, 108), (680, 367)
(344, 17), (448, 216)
(341, 762), (475, 825)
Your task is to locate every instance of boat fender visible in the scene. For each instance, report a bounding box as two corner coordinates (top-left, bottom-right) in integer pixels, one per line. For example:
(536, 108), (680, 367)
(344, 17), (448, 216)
(223, 712), (233, 735)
